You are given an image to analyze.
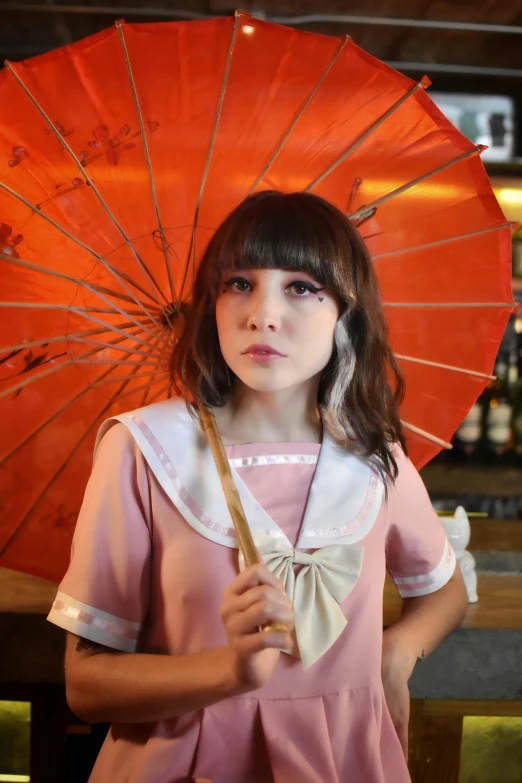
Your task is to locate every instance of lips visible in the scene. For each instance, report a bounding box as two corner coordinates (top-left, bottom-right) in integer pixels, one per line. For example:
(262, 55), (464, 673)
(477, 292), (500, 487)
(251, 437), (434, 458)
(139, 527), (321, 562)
(242, 344), (285, 356)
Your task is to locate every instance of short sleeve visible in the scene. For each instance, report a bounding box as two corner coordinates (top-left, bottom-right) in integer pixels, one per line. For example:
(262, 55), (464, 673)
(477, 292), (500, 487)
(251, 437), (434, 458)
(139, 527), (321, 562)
(47, 423), (152, 652)
(385, 448), (456, 598)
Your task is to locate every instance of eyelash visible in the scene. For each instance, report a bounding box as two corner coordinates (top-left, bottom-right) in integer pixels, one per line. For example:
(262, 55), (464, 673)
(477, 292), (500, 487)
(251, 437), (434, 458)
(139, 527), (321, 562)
(223, 277), (324, 297)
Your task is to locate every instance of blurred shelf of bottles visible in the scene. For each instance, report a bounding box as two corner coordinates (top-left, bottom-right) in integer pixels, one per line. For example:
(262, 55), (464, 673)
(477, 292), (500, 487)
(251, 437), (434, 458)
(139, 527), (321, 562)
(429, 494), (522, 521)
(425, 182), (522, 518)
(513, 224), (522, 282)
(449, 314), (522, 467)
(438, 183), (522, 469)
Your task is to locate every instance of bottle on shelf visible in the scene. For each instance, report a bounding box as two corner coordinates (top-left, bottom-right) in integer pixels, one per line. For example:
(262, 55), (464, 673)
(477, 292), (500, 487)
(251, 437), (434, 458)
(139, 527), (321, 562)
(512, 225), (522, 280)
(453, 403), (482, 463)
(483, 350), (513, 463)
(512, 323), (522, 464)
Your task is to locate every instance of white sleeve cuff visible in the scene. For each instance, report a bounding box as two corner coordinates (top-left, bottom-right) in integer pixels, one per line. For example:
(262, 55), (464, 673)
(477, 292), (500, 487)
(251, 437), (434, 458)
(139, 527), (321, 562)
(47, 591), (141, 652)
(391, 539), (457, 598)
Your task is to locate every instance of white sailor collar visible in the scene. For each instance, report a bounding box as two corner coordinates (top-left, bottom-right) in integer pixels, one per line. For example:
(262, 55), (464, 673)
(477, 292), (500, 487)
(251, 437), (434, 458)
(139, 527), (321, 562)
(96, 398), (384, 551)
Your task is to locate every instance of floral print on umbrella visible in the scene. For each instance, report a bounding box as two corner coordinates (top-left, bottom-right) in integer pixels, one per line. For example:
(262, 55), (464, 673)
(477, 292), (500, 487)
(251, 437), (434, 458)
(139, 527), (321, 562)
(79, 120), (160, 168)
(8, 146), (28, 168)
(0, 223), (23, 259)
(32, 119), (159, 209)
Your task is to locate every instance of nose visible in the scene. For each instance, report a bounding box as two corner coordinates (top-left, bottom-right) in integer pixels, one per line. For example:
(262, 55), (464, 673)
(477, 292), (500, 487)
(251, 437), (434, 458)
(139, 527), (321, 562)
(246, 289), (282, 332)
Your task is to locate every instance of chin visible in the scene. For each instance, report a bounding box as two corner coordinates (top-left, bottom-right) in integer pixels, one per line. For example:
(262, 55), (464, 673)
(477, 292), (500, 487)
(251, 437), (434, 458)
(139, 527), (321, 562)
(233, 371), (302, 394)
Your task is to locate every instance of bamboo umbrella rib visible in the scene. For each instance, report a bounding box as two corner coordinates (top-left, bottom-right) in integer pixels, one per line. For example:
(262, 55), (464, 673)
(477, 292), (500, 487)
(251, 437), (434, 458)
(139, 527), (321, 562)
(55, 319), (166, 358)
(1, 325), (134, 355)
(0, 327), (111, 355)
(0, 366), (120, 468)
(74, 359), (158, 366)
(401, 420), (452, 449)
(117, 21), (177, 305)
(22, 269), (161, 313)
(0, 252), (162, 348)
(304, 77), (429, 193)
(0, 356), (88, 400)
(5, 62), (170, 316)
(0, 302), (165, 359)
(0, 360), (149, 556)
(0, 330), (159, 466)
(394, 354), (495, 380)
(0, 319), (159, 356)
(372, 221), (516, 259)
(91, 369), (168, 386)
(0, 332), (157, 400)
(347, 146), (485, 221)
(141, 378), (159, 406)
(181, 10), (242, 302)
(383, 301), (516, 308)
(94, 261), (163, 309)
(0, 302), (158, 317)
(114, 376), (168, 403)
(137, 331), (168, 406)
(68, 336), (163, 360)
(145, 383), (170, 405)
(142, 338), (172, 404)
(247, 36), (350, 196)
(79, 279), (162, 313)
(141, 364), (169, 406)
(0, 179), (165, 327)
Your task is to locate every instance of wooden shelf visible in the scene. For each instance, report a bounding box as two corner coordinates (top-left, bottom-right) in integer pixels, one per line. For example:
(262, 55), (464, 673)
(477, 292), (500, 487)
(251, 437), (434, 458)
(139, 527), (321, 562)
(485, 161), (522, 177)
(421, 462), (522, 497)
(384, 572), (522, 629)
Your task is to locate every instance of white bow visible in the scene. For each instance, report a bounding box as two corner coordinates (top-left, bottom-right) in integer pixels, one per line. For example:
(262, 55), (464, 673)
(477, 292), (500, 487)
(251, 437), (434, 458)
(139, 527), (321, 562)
(239, 534), (364, 669)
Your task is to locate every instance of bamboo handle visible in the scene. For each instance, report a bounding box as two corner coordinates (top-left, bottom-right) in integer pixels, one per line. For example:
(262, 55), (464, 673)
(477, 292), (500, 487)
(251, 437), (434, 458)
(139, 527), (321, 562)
(199, 405), (287, 635)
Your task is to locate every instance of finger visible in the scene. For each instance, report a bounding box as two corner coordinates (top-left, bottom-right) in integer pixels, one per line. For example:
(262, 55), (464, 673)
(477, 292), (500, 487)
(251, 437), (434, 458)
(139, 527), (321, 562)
(226, 600), (295, 638)
(224, 562), (287, 600)
(235, 630), (293, 657)
(221, 584), (292, 622)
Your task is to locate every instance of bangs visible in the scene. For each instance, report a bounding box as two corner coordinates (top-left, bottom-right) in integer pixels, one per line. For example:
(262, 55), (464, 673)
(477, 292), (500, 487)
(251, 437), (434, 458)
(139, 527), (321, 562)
(210, 191), (346, 290)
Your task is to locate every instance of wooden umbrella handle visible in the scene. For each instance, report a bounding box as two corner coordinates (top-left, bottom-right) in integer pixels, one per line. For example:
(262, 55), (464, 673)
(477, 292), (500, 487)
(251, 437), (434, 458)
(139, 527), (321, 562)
(199, 405), (287, 635)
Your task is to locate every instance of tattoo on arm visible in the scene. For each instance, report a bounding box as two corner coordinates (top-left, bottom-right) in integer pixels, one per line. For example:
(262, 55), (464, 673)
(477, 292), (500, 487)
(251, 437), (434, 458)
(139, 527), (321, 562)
(75, 637), (111, 655)
(417, 649), (425, 663)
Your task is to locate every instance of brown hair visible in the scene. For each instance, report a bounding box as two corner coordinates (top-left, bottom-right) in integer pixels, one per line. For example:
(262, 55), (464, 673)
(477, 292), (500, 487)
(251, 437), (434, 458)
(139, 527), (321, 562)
(171, 191), (406, 482)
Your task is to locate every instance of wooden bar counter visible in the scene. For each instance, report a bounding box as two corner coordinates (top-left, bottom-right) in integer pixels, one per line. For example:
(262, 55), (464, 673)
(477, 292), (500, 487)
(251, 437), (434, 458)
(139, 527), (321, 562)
(1, 567), (522, 783)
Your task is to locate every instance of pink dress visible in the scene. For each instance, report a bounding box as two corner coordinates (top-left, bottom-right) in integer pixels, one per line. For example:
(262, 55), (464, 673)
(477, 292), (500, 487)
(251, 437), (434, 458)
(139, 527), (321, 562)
(47, 404), (455, 783)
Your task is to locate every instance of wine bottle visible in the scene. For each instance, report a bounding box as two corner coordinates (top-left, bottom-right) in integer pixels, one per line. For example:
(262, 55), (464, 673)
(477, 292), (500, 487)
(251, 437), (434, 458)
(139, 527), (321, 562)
(512, 225), (522, 279)
(453, 403), (482, 462)
(484, 351), (513, 463)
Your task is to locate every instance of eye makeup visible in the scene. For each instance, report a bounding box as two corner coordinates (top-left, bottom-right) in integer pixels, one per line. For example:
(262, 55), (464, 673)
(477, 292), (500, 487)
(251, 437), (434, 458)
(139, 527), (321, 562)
(222, 275), (326, 298)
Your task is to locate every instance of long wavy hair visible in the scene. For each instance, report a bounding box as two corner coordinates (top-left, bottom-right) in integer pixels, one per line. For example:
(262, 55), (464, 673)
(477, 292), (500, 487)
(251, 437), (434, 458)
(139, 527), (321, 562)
(171, 191), (406, 482)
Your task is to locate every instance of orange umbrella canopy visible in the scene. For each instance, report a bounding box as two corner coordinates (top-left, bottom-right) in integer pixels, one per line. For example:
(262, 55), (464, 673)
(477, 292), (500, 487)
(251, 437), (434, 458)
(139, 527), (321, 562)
(0, 12), (515, 581)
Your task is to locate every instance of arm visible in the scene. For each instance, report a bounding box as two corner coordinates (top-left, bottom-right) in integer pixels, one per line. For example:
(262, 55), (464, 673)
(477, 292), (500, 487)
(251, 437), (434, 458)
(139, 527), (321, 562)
(65, 633), (243, 724)
(65, 563), (294, 724)
(381, 566), (468, 755)
(383, 564), (468, 672)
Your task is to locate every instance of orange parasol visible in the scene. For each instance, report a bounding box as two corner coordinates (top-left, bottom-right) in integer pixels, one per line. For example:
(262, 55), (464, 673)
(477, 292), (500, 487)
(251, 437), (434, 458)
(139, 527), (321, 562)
(0, 11), (516, 582)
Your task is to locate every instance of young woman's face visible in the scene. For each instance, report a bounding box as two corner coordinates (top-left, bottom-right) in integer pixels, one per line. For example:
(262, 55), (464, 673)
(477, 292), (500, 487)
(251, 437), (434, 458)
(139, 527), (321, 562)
(215, 268), (339, 394)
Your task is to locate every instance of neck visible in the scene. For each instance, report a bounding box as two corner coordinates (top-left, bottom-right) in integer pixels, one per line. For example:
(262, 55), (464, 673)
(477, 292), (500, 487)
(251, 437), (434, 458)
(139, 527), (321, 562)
(215, 381), (322, 445)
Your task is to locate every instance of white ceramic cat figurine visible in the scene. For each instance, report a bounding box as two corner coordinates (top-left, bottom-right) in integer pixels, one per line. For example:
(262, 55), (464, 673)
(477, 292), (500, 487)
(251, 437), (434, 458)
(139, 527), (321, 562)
(440, 506), (478, 603)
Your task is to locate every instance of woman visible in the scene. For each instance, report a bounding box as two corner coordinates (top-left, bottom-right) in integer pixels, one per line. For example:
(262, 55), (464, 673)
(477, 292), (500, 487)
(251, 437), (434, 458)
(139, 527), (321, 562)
(48, 191), (468, 782)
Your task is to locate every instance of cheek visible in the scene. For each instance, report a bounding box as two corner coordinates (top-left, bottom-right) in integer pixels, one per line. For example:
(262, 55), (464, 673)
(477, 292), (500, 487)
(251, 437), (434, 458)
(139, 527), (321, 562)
(299, 304), (338, 342)
(304, 310), (338, 364)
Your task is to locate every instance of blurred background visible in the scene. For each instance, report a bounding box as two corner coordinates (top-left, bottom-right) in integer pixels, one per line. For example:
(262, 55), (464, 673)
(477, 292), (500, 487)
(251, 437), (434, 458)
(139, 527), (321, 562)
(1, 2), (522, 782)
